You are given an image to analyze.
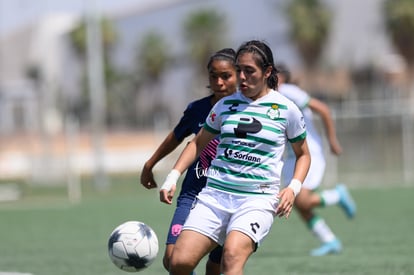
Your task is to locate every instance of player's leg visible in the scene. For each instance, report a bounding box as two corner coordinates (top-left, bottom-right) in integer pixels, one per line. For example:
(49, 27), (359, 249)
(221, 231), (255, 275)
(294, 189), (342, 256)
(293, 152), (344, 256)
(319, 184), (356, 218)
(163, 244), (174, 271)
(222, 196), (276, 274)
(171, 191), (228, 275)
(306, 149), (356, 217)
(163, 198), (193, 271)
(307, 213), (342, 256)
(170, 229), (217, 275)
(205, 246), (222, 275)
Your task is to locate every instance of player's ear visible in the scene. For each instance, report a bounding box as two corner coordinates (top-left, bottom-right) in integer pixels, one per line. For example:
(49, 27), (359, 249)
(264, 65), (272, 79)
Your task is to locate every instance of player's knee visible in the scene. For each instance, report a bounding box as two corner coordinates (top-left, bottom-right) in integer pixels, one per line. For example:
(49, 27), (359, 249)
(169, 252), (197, 274)
(221, 246), (248, 270)
(295, 198), (312, 210)
(162, 255), (170, 271)
(169, 259), (194, 274)
(295, 191), (315, 210)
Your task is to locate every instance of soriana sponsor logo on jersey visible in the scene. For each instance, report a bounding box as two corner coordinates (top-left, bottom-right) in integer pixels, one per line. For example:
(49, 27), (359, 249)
(224, 148), (261, 163)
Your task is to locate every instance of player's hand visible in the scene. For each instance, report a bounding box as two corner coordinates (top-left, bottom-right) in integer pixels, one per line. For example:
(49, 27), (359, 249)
(140, 163), (158, 189)
(275, 188), (295, 218)
(159, 170), (181, 205)
(159, 184), (176, 205)
(330, 138), (343, 155)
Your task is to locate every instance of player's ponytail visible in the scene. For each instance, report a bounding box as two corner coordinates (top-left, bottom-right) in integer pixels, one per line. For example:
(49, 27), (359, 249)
(267, 64), (278, 90)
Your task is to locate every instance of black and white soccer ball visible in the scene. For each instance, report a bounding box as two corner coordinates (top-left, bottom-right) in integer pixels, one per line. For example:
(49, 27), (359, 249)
(108, 221), (159, 272)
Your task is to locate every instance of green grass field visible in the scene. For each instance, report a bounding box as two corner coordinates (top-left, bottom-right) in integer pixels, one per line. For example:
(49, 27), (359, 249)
(0, 175), (413, 275)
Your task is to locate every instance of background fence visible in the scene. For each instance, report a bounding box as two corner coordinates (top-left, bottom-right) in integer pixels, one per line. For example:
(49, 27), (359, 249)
(323, 96), (414, 187)
(1, 97), (413, 190)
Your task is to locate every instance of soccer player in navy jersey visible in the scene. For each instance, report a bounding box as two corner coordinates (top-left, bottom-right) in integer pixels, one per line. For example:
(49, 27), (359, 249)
(141, 48), (238, 275)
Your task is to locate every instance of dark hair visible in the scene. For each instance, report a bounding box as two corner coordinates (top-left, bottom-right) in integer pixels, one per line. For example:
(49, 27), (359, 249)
(235, 40), (278, 89)
(207, 48), (236, 70)
(275, 63), (291, 84)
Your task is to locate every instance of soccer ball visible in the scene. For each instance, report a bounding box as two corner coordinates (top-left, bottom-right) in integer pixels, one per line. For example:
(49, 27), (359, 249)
(108, 221), (159, 272)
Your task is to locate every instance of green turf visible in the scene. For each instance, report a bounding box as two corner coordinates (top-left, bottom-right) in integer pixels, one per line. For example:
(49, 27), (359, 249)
(0, 176), (413, 275)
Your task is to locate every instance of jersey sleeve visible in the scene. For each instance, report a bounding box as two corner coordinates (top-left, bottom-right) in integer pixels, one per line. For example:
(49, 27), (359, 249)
(203, 100), (222, 135)
(173, 102), (194, 142)
(286, 102), (307, 143)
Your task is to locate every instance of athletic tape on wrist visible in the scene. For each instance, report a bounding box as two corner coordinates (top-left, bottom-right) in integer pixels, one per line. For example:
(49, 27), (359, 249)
(288, 178), (302, 197)
(160, 169), (181, 191)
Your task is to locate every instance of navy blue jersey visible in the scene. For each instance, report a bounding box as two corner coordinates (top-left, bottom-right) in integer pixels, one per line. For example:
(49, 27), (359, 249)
(173, 94), (217, 200)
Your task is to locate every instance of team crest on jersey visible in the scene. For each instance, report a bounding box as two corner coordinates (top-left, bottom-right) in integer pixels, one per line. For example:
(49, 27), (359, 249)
(209, 110), (217, 122)
(267, 104), (280, 119)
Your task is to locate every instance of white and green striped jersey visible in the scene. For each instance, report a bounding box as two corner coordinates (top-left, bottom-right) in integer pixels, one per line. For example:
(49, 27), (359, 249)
(203, 90), (306, 195)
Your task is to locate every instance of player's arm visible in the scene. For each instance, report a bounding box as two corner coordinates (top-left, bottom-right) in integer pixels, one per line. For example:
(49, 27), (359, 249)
(308, 98), (342, 155)
(159, 128), (216, 204)
(290, 138), (311, 184)
(140, 131), (182, 189)
(277, 138), (311, 218)
(172, 128), (215, 173)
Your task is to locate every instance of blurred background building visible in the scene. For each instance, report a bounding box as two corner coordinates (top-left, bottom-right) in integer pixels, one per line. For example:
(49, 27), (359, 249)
(0, 0), (413, 187)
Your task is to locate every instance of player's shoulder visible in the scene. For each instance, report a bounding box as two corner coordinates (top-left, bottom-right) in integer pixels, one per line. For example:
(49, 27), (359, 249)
(270, 89), (296, 104)
(269, 90), (302, 114)
(277, 84), (310, 106)
(186, 95), (213, 109)
(278, 83), (307, 95)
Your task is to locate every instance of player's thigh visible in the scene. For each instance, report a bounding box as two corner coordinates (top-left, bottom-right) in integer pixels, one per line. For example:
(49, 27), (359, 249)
(166, 198), (193, 244)
(183, 194), (229, 245)
(172, 229), (217, 266)
(224, 230), (255, 256)
(221, 230), (255, 272)
(228, 196), (276, 246)
(294, 188), (317, 210)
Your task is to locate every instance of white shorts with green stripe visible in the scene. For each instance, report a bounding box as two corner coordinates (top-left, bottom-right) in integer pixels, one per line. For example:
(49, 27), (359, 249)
(182, 186), (277, 247)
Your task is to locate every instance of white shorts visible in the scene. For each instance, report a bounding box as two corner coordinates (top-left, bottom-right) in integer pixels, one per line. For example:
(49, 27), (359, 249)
(182, 187), (277, 247)
(281, 149), (326, 190)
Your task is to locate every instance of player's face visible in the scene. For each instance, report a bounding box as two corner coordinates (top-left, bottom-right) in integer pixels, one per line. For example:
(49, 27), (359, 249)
(208, 60), (237, 99)
(236, 52), (270, 100)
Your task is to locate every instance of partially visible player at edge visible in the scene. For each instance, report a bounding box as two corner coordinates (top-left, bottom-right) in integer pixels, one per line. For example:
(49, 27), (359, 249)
(277, 63), (357, 256)
(140, 48), (238, 275)
(160, 40), (311, 275)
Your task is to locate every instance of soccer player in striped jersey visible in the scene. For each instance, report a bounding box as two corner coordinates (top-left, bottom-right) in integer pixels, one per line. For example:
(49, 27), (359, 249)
(277, 63), (356, 256)
(141, 48), (237, 275)
(160, 40), (311, 275)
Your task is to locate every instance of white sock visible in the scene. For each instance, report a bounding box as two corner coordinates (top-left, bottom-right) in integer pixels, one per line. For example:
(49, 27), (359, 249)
(320, 188), (340, 206)
(309, 216), (336, 243)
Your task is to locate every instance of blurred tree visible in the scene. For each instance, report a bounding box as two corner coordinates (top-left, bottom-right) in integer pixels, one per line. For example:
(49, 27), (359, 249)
(384, 0), (414, 71)
(286, 0), (331, 69)
(137, 31), (170, 83)
(183, 9), (227, 76)
(71, 17), (116, 56)
(69, 17), (118, 124)
(134, 31), (170, 128)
